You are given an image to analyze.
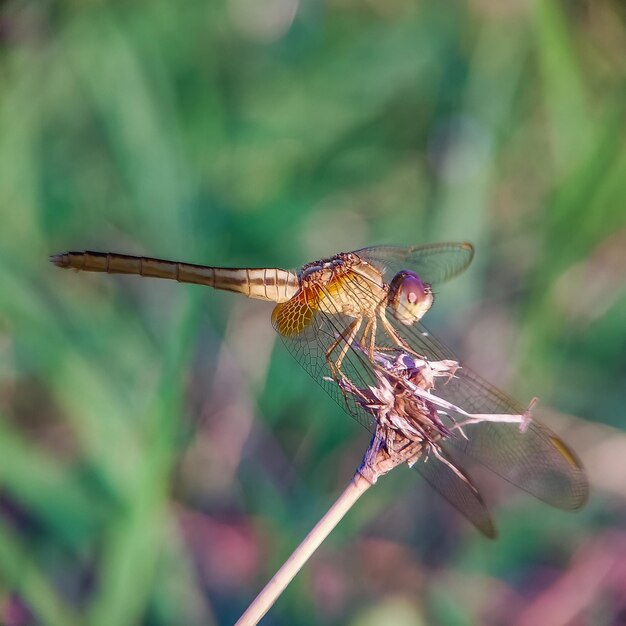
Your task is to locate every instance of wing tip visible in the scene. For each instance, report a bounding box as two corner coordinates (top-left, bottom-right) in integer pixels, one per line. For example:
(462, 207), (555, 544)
(480, 521), (498, 540)
(460, 241), (475, 259)
(565, 480), (591, 511)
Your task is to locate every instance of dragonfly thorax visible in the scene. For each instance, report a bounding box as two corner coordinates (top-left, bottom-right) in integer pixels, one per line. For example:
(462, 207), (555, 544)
(272, 254), (388, 337)
(300, 254), (387, 319)
(299, 252), (360, 281)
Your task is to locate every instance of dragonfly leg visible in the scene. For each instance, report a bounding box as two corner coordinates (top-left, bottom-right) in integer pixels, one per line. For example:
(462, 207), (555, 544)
(351, 314), (385, 365)
(358, 317), (373, 356)
(367, 315), (377, 361)
(352, 315), (378, 363)
(325, 317), (362, 380)
(378, 309), (421, 357)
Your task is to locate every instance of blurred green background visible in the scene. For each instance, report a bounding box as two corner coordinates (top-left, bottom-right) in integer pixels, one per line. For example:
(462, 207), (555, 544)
(1, 0), (626, 624)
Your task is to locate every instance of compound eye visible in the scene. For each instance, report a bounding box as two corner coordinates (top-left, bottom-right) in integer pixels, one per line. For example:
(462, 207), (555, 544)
(388, 271), (434, 325)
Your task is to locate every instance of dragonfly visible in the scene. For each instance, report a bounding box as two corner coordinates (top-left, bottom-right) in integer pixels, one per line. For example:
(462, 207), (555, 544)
(51, 243), (588, 536)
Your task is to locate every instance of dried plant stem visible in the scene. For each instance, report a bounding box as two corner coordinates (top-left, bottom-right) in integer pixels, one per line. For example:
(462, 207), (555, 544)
(234, 471), (373, 626)
(235, 427), (422, 625)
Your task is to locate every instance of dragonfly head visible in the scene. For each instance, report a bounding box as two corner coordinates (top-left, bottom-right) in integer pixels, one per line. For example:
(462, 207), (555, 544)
(388, 270), (433, 325)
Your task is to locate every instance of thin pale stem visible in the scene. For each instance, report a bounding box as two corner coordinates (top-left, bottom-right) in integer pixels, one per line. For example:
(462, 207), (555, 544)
(234, 471), (373, 626)
(235, 426), (422, 625)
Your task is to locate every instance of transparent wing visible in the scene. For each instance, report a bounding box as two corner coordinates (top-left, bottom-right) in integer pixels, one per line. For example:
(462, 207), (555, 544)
(413, 449), (496, 538)
(272, 279), (498, 536)
(375, 311), (589, 511)
(354, 242), (474, 286)
(271, 277), (380, 432)
(272, 259), (587, 518)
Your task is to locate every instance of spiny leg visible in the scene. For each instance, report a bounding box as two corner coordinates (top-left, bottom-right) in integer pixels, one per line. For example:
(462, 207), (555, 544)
(367, 315), (377, 361)
(358, 317), (373, 357)
(325, 317), (362, 380)
(324, 317), (366, 410)
(361, 303), (414, 358)
(378, 308), (421, 357)
(350, 314), (378, 364)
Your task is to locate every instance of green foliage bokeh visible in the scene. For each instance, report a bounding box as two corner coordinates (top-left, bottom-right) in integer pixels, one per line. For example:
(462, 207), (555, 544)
(0, 1), (625, 624)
